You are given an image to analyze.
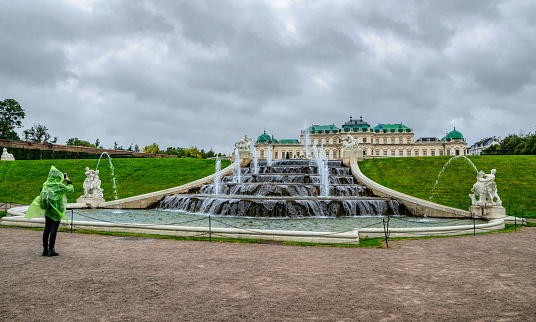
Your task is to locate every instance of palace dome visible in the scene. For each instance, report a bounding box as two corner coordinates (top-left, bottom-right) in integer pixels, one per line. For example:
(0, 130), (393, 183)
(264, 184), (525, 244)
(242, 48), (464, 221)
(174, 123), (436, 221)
(442, 128), (464, 142)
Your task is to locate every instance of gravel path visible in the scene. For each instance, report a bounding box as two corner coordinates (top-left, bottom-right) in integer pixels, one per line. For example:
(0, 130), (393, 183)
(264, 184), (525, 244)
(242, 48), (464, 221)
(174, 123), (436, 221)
(1, 226), (535, 321)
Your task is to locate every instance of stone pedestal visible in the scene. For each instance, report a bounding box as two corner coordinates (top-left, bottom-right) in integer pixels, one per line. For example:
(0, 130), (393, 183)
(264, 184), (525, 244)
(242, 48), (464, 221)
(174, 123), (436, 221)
(469, 205), (506, 219)
(234, 151), (252, 167)
(342, 149), (363, 166)
(77, 197), (105, 208)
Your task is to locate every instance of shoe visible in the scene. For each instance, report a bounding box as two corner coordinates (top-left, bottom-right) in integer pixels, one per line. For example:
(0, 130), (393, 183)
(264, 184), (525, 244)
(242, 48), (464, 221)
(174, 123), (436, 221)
(47, 249), (59, 257)
(42, 248), (48, 256)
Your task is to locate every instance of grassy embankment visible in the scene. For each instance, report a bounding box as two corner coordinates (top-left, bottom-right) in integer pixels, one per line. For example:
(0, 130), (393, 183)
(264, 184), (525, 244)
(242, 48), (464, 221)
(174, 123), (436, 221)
(0, 158), (231, 205)
(359, 155), (536, 218)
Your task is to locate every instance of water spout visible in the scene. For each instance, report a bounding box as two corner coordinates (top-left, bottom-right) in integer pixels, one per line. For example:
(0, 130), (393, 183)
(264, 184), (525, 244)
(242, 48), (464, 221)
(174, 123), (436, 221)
(267, 146), (272, 167)
(213, 157), (222, 195)
(429, 155), (478, 201)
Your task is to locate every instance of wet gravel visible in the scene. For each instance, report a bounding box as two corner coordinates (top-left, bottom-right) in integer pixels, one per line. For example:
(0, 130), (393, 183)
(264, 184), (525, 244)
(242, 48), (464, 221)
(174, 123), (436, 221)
(1, 226), (535, 321)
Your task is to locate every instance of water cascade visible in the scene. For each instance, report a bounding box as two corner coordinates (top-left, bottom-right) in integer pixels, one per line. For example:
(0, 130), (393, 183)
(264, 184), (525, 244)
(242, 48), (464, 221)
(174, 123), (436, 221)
(429, 155), (479, 201)
(213, 157), (222, 195)
(233, 149), (241, 184)
(96, 152), (120, 206)
(160, 158), (405, 218)
(252, 147), (259, 175)
(267, 146), (272, 167)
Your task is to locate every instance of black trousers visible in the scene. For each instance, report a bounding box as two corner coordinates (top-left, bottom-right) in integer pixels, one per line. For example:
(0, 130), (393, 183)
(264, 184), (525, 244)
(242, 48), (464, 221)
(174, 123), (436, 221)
(43, 216), (60, 250)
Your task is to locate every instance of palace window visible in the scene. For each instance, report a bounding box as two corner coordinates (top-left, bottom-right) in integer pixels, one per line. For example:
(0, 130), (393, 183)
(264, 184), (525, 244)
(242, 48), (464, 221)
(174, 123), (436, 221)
(455, 150), (460, 156)
(423, 150), (427, 156)
(376, 150), (380, 156)
(439, 150), (443, 156)
(261, 150), (265, 158)
(384, 150), (387, 156)
(391, 150), (395, 156)
(415, 150), (419, 157)
(296, 152), (300, 158)
(333, 151), (337, 159)
(447, 150), (451, 156)
(431, 150), (435, 156)
(289, 152), (293, 159)
(399, 150), (403, 156)
(274, 152), (278, 159)
(391, 138), (395, 144)
(399, 138), (403, 144)
(376, 139), (380, 144)
(383, 138), (387, 144)
(407, 138), (411, 144)
(363, 137), (367, 143)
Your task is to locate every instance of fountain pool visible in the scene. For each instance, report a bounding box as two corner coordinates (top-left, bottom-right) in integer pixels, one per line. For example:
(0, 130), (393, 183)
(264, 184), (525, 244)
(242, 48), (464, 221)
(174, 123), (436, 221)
(70, 208), (486, 232)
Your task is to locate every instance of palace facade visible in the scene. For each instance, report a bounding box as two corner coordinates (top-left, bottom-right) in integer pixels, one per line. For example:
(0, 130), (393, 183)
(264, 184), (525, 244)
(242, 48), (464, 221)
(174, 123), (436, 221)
(255, 117), (467, 160)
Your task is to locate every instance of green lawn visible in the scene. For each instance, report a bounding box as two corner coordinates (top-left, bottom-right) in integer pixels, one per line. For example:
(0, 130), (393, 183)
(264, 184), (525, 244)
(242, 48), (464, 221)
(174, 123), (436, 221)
(0, 158), (230, 204)
(358, 155), (536, 216)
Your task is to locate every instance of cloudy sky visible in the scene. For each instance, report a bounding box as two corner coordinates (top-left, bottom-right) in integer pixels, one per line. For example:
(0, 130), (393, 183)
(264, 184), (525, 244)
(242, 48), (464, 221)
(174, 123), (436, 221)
(1, 0), (535, 154)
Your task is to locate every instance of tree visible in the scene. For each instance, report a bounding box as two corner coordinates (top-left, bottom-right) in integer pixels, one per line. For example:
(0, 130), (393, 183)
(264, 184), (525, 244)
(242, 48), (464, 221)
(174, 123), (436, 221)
(24, 123), (52, 143)
(94, 139), (101, 148)
(66, 137), (94, 147)
(143, 143), (162, 154)
(0, 99), (25, 139)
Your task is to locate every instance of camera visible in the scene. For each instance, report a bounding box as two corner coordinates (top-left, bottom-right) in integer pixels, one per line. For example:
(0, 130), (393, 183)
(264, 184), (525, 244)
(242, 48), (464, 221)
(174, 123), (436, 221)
(64, 173), (67, 179)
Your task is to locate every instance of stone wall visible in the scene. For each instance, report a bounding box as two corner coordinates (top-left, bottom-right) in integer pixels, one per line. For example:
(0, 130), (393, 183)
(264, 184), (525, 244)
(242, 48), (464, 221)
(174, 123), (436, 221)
(0, 138), (178, 158)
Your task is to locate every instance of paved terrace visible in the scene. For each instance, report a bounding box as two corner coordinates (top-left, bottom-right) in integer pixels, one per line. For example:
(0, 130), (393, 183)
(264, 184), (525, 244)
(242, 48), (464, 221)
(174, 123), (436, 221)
(1, 226), (534, 321)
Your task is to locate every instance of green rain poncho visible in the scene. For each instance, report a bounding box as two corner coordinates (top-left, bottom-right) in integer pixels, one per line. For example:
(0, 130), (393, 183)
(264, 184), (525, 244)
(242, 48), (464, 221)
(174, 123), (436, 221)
(25, 166), (74, 222)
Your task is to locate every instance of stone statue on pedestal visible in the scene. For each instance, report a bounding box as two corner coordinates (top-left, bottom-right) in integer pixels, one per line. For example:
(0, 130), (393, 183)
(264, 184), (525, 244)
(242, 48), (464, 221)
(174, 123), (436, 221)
(340, 135), (360, 151)
(1, 148), (15, 161)
(234, 135), (253, 152)
(77, 167), (105, 207)
(470, 169), (502, 206)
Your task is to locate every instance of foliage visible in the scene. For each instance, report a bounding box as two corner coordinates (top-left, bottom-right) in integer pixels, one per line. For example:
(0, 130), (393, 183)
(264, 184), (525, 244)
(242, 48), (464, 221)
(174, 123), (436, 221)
(0, 99), (25, 139)
(0, 158), (231, 204)
(66, 137), (95, 147)
(165, 146), (216, 159)
(358, 155), (536, 213)
(143, 143), (162, 154)
(23, 123), (53, 143)
(485, 130), (536, 155)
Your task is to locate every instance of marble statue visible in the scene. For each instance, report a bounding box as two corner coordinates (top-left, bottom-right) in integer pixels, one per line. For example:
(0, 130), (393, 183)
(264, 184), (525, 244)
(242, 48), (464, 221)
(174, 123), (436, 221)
(340, 135), (360, 151)
(82, 167), (104, 198)
(234, 135), (253, 152)
(1, 148), (15, 161)
(470, 169), (502, 206)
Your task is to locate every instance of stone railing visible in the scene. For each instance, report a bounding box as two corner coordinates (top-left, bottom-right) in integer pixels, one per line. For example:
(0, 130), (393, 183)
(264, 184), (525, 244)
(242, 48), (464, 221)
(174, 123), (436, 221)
(350, 158), (472, 218)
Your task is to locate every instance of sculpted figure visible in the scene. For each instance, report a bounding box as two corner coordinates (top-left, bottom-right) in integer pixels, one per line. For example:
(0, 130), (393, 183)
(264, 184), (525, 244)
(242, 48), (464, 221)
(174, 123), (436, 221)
(1, 148), (15, 160)
(234, 135), (253, 152)
(340, 135), (360, 151)
(82, 167), (104, 198)
(470, 169), (502, 206)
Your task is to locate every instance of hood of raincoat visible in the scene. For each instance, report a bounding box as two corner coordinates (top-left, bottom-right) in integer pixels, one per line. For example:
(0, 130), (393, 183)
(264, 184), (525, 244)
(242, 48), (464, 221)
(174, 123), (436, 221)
(25, 166), (74, 222)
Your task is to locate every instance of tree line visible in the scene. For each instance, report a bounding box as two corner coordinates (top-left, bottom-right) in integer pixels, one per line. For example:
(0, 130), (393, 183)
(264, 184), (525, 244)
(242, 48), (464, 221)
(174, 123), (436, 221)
(485, 129), (536, 155)
(1, 98), (223, 159)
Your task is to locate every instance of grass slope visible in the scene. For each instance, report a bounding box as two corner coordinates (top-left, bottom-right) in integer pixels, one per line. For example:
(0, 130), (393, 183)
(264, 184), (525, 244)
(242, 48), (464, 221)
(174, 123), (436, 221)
(0, 158), (230, 204)
(358, 155), (536, 215)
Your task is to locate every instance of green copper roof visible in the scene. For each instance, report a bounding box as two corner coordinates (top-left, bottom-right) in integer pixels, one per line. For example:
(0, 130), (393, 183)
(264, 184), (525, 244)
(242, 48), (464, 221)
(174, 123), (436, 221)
(442, 128), (464, 141)
(342, 116), (370, 128)
(306, 124), (341, 134)
(373, 124), (411, 130)
(280, 139), (300, 144)
(257, 132), (279, 144)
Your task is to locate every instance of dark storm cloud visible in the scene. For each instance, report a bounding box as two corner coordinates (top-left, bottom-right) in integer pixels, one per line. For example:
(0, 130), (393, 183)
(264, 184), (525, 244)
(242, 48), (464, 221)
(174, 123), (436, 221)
(1, 0), (535, 152)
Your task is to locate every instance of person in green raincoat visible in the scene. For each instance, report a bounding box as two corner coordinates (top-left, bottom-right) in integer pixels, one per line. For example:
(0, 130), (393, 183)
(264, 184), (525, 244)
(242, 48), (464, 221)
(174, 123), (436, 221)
(26, 166), (74, 256)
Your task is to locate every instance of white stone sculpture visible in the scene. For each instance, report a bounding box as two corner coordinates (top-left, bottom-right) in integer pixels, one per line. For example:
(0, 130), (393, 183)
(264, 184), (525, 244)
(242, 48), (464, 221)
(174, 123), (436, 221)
(234, 135), (253, 152)
(340, 135), (360, 151)
(82, 167), (104, 198)
(77, 167), (105, 207)
(470, 169), (502, 206)
(1, 148), (15, 161)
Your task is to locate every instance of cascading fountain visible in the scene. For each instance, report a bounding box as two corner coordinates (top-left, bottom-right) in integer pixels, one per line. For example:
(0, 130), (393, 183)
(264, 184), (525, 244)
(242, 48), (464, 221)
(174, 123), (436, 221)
(160, 156), (404, 217)
(429, 155), (478, 201)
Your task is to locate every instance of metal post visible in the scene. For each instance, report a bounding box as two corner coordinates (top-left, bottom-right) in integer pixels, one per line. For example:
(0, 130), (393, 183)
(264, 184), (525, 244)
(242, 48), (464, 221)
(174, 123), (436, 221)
(383, 217), (390, 248)
(71, 210), (73, 233)
(514, 211), (517, 231)
(209, 215), (212, 242)
(473, 213), (476, 236)
(10, 196), (12, 209)
(522, 210), (524, 227)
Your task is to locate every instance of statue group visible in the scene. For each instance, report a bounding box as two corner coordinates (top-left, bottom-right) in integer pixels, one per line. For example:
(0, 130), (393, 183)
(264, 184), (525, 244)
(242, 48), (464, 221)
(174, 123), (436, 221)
(234, 135), (252, 152)
(82, 167), (104, 199)
(470, 169), (502, 207)
(340, 135), (360, 151)
(1, 148), (15, 161)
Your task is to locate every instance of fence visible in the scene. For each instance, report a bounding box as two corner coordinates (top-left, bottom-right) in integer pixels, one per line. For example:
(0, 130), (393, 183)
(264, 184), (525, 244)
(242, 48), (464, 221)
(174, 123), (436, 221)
(2, 202), (520, 246)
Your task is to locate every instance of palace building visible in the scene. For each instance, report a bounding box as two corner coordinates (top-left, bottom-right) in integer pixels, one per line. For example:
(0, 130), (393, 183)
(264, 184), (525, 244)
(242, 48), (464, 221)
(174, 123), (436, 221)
(255, 117), (467, 160)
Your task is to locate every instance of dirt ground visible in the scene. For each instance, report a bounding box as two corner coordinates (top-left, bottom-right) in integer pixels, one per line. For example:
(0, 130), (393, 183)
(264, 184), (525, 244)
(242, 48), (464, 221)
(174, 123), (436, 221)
(1, 226), (535, 321)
